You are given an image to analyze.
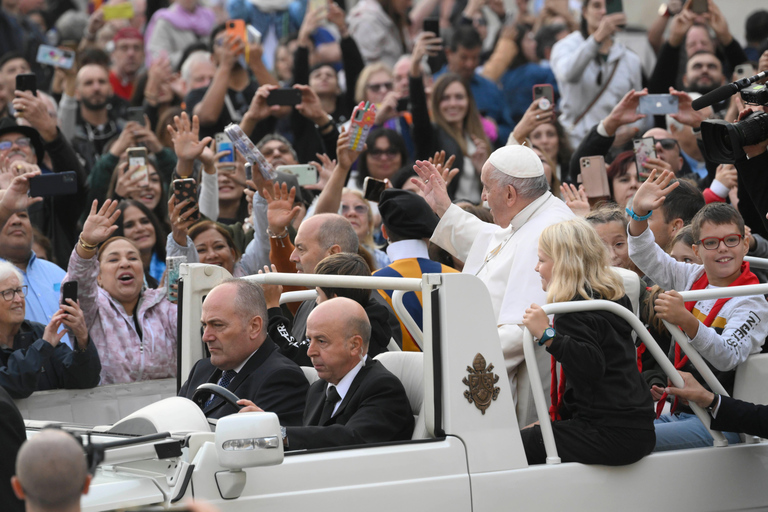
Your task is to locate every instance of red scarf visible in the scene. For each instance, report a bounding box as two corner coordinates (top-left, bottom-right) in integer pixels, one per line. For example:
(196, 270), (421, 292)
(655, 262), (758, 418)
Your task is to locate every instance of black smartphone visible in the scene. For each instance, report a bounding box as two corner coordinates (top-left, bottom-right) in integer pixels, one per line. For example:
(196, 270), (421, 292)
(605, 0), (623, 14)
(266, 88), (302, 107)
(15, 73), (37, 95)
(423, 17), (439, 36)
(61, 281), (78, 305)
(126, 106), (146, 126)
(173, 178), (200, 222)
(29, 171), (78, 197)
(396, 97), (410, 112)
(363, 177), (387, 202)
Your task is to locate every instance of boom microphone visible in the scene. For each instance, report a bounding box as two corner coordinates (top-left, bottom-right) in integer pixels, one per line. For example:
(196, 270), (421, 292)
(692, 70), (768, 111)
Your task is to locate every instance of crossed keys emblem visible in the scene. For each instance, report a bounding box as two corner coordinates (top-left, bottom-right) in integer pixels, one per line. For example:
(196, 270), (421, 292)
(462, 353), (500, 415)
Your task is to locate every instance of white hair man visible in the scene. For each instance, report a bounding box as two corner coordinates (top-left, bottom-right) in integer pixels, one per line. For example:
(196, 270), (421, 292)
(413, 145), (574, 421)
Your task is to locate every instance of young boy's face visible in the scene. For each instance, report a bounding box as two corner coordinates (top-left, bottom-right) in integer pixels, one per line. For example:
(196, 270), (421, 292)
(692, 221), (748, 286)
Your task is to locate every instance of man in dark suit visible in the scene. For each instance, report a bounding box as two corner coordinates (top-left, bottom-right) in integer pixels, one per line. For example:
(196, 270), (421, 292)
(0, 385), (25, 512)
(239, 297), (414, 450)
(179, 279), (308, 425)
(667, 370), (768, 438)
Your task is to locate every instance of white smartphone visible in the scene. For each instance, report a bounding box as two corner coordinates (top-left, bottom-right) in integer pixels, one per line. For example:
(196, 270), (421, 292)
(127, 147), (149, 187)
(277, 164), (318, 186)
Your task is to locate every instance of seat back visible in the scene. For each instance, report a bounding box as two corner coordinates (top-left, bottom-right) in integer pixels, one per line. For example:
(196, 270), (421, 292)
(301, 366), (320, 385)
(733, 353), (768, 406)
(374, 352), (426, 439)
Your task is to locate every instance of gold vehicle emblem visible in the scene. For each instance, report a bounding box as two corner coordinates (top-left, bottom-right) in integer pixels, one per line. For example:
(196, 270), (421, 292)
(462, 353), (500, 414)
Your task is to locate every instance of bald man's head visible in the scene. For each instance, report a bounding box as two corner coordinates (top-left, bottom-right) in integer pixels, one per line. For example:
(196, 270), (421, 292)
(13, 429), (90, 510)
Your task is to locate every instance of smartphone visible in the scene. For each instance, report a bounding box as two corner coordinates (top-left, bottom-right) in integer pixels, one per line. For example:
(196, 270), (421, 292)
(266, 88), (302, 107)
(102, 2), (134, 20)
(244, 162), (253, 181)
(225, 19), (246, 46)
(605, 0), (623, 14)
(309, 0), (327, 19)
(637, 94), (678, 115)
(246, 25), (262, 46)
(15, 73), (37, 95)
(166, 256), (186, 302)
(690, 0), (708, 14)
(127, 147), (149, 187)
(215, 132), (234, 164)
(173, 179), (200, 223)
(61, 281), (78, 305)
(126, 107), (146, 126)
(29, 171), (78, 197)
(532, 84), (554, 110)
(423, 17), (439, 36)
(633, 138), (656, 181)
(735, 63), (756, 81)
(36, 45), (75, 70)
(396, 97), (410, 112)
(363, 177), (387, 202)
(277, 164), (318, 186)
(349, 101), (377, 152)
(578, 156), (610, 199)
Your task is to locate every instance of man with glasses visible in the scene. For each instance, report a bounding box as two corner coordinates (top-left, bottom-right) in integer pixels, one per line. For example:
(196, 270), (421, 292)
(628, 175), (768, 451)
(0, 259), (100, 399)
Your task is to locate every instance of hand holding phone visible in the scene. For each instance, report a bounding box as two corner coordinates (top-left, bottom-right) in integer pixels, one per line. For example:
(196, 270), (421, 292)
(127, 147), (149, 188)
(578, 156), (610, 199)
(349, 102), (377, 152)
(532, 84), (554, 111)
(15, 73), (37, 95)
(363, 177), (387, 202)
(266, 88), (302, 107)
(61, 281), (78, 305)
(633, 138), (656, 181)
(173, 179), (200, 223)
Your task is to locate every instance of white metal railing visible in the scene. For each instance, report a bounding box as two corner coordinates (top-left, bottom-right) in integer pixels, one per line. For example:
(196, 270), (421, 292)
(522, 283), (768, 464)
(745, 256), (768, 270)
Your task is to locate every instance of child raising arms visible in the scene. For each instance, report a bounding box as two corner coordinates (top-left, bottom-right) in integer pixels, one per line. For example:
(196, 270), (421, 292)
(521, 218), (655, 465)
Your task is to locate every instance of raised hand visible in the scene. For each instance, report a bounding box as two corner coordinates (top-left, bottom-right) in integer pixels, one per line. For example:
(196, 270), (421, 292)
(168, 112), (212, 162)
(411, 159), (452, 217)
(0, 170), (43, 216)
(59, 299), (89, 350)
(307, 152), (336, 191)
(559, 183), (591, 217)
(81, 199), (121, 247)
(512, 98), (556, 143)
(410, 31), (443, 76)
(12, 90), (58, 141)
(258, 264), (283, 308)
(168, 194), (198, 246)
(603, 89), (648, 137)
(336, 127), (363, 171)
(629, 169), (680, 219)
(669, 88), (707, 129)
(114, 162), (148, 199)
(265, 182), (301, 234)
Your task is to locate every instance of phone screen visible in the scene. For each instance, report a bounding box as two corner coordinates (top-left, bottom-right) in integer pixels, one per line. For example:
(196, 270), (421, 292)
(633, 138), (656, 181)
(423, 18), (439, 36)
(363, 177), (386, 202)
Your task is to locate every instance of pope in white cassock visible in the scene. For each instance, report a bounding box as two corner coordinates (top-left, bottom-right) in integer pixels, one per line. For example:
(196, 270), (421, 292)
(412, 145), (574, 424)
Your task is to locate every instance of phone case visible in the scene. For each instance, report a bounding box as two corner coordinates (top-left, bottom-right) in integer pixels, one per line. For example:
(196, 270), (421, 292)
(36, 45), (75, 69)
(166, 256), (187, 301)
(61, 281), (78, 304)
(276, 165), (318, 186)
(637, 95), (678, 115)
(363, 177), (387, 202)
(215, 133), (235, 163)
(578, 157), (610, 199)
(633, 138), (656, 179)
(102, 2), (134, 20)
(127, 148), (149, 187)
(29, 172), (78, 197)
(173, 179), (200, 222)
(349, 102), (377, 152)
(224, 123), (277, 180)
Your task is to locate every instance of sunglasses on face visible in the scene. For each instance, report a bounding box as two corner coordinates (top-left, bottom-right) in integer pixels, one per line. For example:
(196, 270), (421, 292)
(696, 234), (742, 250)
(368, 147), (399, 158)
(0, 137), (31, 151)
(367, 82), (394, 92)
(653, 138), (679, 150)
(341, 204), (369, 215)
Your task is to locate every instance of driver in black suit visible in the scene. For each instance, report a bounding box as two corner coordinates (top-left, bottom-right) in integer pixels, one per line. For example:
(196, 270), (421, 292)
(178, 279), (308, 425)
(238, 297), (414, 450)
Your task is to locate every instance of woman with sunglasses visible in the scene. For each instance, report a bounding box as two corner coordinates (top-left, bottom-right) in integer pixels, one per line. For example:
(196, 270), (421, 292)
(550, 0), (643, 148)
(340, 189), (390, 270)
(352, 128), (408, 191)
(0, 260), (100, 399)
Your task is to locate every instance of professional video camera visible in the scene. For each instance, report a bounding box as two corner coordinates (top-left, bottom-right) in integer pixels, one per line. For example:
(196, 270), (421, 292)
(700, 84), (768, 164)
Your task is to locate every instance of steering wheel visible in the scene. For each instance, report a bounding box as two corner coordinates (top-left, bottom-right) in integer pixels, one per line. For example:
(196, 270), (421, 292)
(192, 383), (243, 411)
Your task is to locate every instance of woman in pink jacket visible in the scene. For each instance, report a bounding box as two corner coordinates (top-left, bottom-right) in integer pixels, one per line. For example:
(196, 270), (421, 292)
(63, 200), (177, 385)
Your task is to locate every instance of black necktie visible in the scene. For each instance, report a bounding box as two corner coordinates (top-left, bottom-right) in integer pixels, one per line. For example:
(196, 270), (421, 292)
(318, 386), (341, 425)
(205, 369), (237, 408)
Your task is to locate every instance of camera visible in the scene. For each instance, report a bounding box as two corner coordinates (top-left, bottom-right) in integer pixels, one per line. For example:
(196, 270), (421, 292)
(700, 84), (768, 164)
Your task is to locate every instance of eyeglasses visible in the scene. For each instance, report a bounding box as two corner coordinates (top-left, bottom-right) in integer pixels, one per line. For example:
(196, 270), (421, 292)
(0, 286), (27, 301)
(654, 138), (679, 150)
(366, 82), (394, 92)
(341, 204), (369, 215)
(0, 137), (31, 151)
(696, 234), (743, 250)
(368, 147), (399, 158)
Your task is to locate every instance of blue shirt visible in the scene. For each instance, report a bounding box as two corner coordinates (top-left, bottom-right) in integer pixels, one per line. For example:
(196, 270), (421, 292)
(1, 252), (70, 347)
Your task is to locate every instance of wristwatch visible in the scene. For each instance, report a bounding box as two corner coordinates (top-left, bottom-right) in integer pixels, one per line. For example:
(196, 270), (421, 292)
(538, 327), (556, 346)
(280, 426), (288, 447)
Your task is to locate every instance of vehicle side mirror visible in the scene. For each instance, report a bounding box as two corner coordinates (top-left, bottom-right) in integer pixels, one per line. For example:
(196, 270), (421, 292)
(215, 412), (284, 469)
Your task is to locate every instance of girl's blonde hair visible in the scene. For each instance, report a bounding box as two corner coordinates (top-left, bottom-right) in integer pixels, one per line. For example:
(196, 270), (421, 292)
(538, 218), (625, 303)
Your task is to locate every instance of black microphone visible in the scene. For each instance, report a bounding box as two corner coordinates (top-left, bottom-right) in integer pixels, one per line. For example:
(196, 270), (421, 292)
(692, 83), (737, 111)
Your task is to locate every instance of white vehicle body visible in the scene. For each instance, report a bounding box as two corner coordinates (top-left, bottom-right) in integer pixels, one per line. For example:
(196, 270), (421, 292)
(21, 263), (768, 511)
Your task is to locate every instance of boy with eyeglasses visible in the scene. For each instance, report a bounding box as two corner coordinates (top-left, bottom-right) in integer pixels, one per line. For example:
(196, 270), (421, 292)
(627, 169), (768, 451)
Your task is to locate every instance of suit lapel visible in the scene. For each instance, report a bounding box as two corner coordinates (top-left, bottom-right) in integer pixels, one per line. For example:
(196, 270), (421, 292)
(204, 337), (278, 413)
(329, 358), (374, 421)
(304, 380), (327, 426)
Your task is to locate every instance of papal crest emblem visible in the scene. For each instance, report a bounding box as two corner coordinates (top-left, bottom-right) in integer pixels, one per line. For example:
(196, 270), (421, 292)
(462, 353), (500, 414)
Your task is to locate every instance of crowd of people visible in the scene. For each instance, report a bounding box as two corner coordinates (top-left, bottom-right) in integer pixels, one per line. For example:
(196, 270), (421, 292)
(0, 0), (767, 488)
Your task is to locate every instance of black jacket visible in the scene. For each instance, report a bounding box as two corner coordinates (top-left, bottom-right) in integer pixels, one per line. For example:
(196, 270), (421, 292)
(178, 336), (308, 425)
(711, 395), (768, 438)
(0, 386), (24, 512)
(0, 320), (101, 399)
(286, 358), (414, 450)
(549, 295), (655, 430)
